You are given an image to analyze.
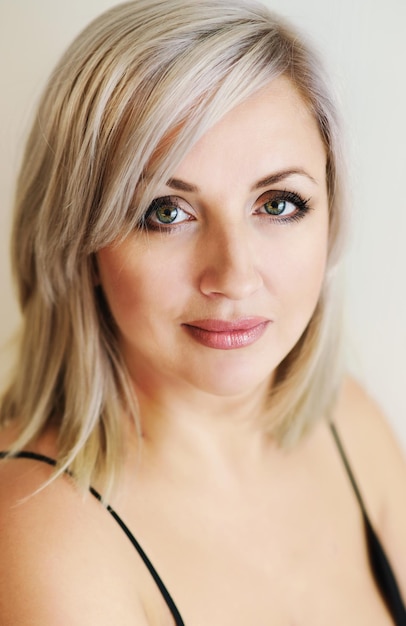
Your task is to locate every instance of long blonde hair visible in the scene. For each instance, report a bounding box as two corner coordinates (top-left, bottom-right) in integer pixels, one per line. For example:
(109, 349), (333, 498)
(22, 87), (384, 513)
(1, 0), (347, 491)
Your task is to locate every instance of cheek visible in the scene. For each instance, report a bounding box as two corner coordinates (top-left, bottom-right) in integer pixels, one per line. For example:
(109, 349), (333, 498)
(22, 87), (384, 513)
(97, 248), (143, 327)
(271, 224), (328, 317)
(96, 245), (187, 330)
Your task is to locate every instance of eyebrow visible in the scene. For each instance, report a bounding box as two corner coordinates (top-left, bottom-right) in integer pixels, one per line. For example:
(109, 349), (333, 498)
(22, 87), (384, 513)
(166, 178), (198, 192)
(166, 168), (318, 193)
(252, 169), (318, 190)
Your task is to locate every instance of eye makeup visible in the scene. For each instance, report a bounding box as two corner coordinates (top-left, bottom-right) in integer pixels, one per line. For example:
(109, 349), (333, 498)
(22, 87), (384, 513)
(139, 196), (194, 232)
(138, 188), (312, 233)
(255, 189), (312, 223)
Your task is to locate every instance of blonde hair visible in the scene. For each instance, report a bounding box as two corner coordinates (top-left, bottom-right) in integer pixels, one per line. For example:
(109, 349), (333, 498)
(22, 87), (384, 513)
(1, 0), (347, 491)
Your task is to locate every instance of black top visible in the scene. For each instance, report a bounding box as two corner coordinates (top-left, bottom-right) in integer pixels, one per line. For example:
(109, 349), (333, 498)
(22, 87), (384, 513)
(1, 424), (405, 625)
(329, 422), (406, 625)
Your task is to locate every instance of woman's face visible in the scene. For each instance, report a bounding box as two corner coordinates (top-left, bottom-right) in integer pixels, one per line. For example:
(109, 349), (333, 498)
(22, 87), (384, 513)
(97, 77), (329, 400)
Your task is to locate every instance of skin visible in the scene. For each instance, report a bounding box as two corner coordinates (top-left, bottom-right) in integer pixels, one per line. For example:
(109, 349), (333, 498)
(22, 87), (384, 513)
(0, 78), (405, 625)
(97, 77), (328, 425)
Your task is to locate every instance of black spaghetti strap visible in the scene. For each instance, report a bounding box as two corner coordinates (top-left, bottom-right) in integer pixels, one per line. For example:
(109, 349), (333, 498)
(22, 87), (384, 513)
(0, 450), (185, 626)
(329, 422), (368, 515)
(0, 450), (58, 467)
(329, 424), (406, 626)
(364, 515), (406, 625)
(89, 486), (185, 626)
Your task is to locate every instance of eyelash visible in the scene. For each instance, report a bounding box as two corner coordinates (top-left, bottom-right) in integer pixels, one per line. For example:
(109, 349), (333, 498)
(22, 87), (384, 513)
(257, 190), (312, 223)
(139, 190), (312, 232)
(139, 196), (187, 232)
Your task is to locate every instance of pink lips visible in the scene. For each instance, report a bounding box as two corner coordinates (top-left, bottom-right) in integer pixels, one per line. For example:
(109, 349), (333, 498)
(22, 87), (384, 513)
(183, 317), (270, 350)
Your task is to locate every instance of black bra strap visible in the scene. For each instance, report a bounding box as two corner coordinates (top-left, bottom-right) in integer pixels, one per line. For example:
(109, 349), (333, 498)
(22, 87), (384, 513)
(0, 450), (58, 468)
(329, 422), (368, 516)
(329, 424), (406, 625)
(90, 487), (185, 625)
(0, 450), (185, 626)
(364, 514), (406, 625)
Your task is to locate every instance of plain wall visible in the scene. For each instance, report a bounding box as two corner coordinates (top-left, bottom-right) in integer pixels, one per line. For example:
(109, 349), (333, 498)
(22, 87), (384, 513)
(0, 0), (405, 449)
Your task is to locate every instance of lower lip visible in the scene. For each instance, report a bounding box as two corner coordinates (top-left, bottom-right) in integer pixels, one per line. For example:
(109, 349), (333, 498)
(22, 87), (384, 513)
(183, 321), (270, 350)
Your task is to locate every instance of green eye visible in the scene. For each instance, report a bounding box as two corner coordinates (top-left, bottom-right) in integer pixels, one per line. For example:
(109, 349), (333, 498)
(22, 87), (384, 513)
(264, 200), (286, 216)
(141, 196), (193, 231)
(156, 205), (178, 223)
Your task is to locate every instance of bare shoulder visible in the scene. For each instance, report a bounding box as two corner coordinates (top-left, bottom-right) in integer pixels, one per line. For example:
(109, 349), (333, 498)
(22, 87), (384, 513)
(0, 453), (151, 625)
(333, 375), (406, 596)
(333, 376), (406, 507)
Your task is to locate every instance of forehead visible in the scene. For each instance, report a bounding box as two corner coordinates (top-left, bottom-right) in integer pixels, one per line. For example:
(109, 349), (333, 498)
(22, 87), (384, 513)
(171, 77), (326, 189)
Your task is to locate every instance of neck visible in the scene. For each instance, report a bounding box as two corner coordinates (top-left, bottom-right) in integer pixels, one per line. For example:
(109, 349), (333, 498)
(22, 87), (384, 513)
(129, 375), (275, 483)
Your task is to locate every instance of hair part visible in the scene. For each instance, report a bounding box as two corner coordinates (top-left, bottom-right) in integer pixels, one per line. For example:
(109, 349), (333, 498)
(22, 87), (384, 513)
(1, 0), (347, 493)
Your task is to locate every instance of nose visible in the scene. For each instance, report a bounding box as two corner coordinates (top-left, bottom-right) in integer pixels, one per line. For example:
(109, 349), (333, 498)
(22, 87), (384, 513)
(198, 222), (263, 300)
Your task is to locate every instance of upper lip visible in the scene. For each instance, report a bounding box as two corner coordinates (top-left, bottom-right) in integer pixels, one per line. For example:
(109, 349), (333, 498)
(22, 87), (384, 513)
(183, 317), (270, 332)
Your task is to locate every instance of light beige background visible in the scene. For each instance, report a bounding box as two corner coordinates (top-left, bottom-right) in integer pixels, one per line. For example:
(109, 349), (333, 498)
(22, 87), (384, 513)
(0, 0), (405, 448)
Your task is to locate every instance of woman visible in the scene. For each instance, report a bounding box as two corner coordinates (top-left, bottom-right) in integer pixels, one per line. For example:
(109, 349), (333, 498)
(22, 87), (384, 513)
(0, 0), (405, 624)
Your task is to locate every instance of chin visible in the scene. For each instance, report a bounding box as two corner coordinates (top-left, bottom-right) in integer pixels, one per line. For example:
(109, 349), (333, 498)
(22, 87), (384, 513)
(183, 357), (276, 399)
